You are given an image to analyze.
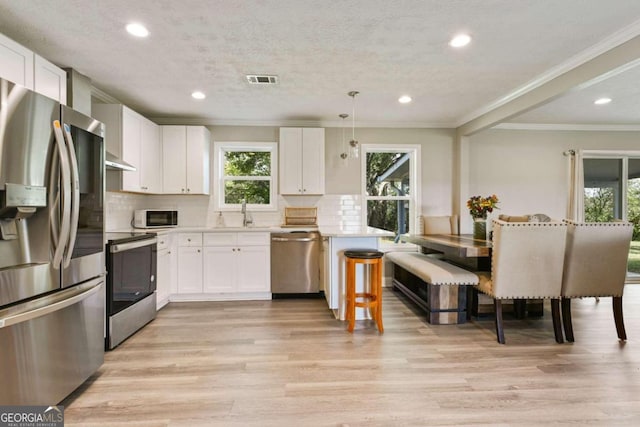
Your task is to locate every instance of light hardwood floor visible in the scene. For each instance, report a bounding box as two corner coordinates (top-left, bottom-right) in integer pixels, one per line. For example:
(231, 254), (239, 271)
(62, 287), (640, 426)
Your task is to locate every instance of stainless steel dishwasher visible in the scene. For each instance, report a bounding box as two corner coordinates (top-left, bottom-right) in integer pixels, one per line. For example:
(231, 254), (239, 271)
(271, 231), (321, 294)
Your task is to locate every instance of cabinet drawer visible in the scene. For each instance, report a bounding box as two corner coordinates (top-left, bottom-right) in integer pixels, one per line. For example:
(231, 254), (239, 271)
(203, 232), (237, 247)
(156, 233), (171, 250)
(178, 233), (202, 247)
(237, 232), (270, 246)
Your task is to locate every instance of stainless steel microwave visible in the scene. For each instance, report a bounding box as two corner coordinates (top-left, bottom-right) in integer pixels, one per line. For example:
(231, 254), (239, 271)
(134, 209), (178, 228)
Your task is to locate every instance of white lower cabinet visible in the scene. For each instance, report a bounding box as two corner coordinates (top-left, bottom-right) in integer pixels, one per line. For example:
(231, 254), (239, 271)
(177, 233), (204, 294)
(156, 233), (175, 309)
(175, 231), (270, 300)
(236, 246), (270, 292)
(177, 247), (203, 293)
(203, 247), (236, 293)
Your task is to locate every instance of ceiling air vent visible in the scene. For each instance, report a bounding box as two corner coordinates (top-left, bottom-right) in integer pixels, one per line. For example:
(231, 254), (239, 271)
(246, 75), (278, 85)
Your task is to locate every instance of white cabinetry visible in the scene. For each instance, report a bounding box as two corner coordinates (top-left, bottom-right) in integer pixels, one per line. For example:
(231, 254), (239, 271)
(0, 33), (67, 103)
(156, 232), (175, 310)
(0, 32), (34, 89)
(177, 233), (203, 294)
(203, 232), (270, 294)
(279, 127), (325, 195)
(172, 231), (271, 301)
(140, 118), (162, 193)
(162, 126), (210, 195)
(92, 104), (162, 193)
(34, 55), (67, 104)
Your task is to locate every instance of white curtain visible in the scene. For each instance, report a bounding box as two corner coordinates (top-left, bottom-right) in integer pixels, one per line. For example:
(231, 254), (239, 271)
(566, 149), (584, 221)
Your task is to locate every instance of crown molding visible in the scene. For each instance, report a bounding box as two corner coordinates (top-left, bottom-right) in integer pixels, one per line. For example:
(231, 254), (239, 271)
(456, 18), (640, 128)
(493, 122), (640, 132)
(90, 86), (121, 104)
(149, 117), (456, 129)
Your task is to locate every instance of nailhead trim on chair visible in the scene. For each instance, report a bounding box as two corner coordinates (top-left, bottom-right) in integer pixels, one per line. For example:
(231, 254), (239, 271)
(492, 221), (566, 227)
(481, 220), (566, 299)
(489, 219), (566, 277)
(563, 219), (633, 227)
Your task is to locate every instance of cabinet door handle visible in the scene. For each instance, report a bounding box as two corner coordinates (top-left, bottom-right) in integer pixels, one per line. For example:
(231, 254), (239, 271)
(197, 249), (201, 253)
(237, 247), (241, 251)
(181, 188), (185, 192)
(187, 188), (191, 192)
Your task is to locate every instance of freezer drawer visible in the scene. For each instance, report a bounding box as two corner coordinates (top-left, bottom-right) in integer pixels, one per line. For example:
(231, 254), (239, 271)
(0, 278), (105, 405)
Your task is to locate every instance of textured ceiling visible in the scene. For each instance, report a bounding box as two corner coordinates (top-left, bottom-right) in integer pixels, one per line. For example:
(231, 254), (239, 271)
(1, 0), (640, 126)
(510, 64), (640, 125)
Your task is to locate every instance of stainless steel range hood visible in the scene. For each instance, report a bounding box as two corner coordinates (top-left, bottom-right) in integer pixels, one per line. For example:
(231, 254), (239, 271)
(63, 68), (137, 173)
(105, 151), (136, 171)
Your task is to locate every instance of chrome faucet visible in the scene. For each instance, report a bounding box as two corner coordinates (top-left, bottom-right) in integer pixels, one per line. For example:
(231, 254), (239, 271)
(241, 199), (253, 227)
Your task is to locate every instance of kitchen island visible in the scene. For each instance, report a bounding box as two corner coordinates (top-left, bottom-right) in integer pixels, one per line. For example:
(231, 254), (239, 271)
(319, 227), (393, 320)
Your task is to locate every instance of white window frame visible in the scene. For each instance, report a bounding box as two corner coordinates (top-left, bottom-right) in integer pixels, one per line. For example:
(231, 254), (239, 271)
(213, 141), (278, 211)
(361, 144), (421, 247)
(573, 149), (640, 283)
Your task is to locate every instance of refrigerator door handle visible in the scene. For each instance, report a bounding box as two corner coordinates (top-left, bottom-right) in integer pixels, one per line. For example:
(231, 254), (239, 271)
(0, 280), (102, 329)
(48, 147), (60, 247)
(51, 121), (72, 270)
(62, 123), (80, 268)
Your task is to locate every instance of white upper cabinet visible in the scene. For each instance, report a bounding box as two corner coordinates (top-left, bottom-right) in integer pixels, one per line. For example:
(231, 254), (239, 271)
(279, 127), (325, 195)
(0, 33), (34, 89)
(0, 33), (67, 104)
(140, 118), (162, 193)
(93, 104), (162, 193)
(33, 54), (67, 104)
(161, 125), (210, 195)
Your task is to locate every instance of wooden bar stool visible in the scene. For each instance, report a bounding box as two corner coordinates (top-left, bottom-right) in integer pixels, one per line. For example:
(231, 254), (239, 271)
(344, 249), (384, 333)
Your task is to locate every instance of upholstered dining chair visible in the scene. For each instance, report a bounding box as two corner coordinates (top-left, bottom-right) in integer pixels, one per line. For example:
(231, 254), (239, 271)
(419, 215), (459, 257)
(560, 220), (633, 342)
(475, 219), (567, 344)
(422, 215), (459, 235)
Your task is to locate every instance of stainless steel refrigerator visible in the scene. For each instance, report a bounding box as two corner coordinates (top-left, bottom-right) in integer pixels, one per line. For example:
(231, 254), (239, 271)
(0, 78), (106, 405)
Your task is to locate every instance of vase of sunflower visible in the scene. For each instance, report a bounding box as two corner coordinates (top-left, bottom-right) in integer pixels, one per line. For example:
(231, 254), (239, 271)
(467, 194), (499, 240)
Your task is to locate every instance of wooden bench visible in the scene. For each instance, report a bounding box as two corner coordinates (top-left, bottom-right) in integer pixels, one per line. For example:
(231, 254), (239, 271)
(386, 252), (479, 324)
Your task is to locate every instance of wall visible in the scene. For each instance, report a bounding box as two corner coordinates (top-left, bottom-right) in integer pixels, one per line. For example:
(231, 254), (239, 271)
(105, 125), (456, 230)
(465, 128), (640, 232)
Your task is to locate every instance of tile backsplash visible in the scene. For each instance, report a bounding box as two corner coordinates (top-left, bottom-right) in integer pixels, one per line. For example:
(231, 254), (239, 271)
(105, 192), (363, 231)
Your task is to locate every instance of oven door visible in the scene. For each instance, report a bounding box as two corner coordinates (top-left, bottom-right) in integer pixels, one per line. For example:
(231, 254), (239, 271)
(107, 239), (157, 316)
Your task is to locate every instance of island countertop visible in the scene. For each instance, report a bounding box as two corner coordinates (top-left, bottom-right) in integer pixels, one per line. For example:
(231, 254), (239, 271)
(317, 226), (394, 238)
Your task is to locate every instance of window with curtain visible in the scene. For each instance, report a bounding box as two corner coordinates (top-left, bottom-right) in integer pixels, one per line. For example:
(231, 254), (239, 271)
(573, 151), (640, 280)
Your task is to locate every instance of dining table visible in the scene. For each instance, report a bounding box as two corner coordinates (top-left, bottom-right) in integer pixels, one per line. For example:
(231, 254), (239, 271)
(399, 233), (542, 318)
(400, 233), (492, 271)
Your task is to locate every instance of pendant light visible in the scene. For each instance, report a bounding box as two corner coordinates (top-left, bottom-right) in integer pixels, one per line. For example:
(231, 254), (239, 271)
(339, 113), (349, 160)
(348, 91), (360, 159)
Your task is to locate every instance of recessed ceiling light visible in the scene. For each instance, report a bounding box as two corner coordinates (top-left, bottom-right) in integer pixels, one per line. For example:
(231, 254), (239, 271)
(398, 95), (412, 104)
(126, 23), (149, 38)
(594, 97), (612, 105)
(449, 33), (471, 48)
(191, 91), (206, 100)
